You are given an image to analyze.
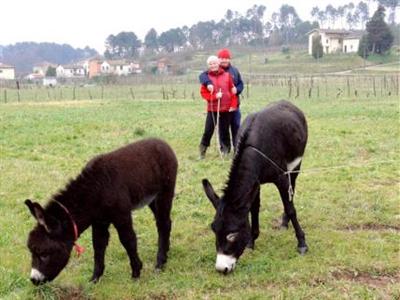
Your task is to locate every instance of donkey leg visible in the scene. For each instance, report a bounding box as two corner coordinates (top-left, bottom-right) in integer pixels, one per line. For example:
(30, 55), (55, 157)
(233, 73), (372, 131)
(114, 216), (143, 278)
(276, 175), (308, 255)
(149, 189), (173, 270)
(280, 212), (290, 229)
(247, 186), (260, 249)
(90, 221), (110, 283)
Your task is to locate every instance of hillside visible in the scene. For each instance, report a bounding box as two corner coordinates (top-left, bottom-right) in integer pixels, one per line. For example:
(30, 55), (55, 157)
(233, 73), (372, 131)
(0, 42), (98, 74)
(141, 46), (400, 77)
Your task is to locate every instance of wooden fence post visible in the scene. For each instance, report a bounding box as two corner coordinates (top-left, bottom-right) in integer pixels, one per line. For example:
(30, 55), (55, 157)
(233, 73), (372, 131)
(129, 87), (135, 100)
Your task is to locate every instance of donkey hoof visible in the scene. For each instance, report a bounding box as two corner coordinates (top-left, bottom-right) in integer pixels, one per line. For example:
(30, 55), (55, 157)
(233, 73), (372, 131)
(297, 246), (308, 255)
(132, 272), (141, 279)
(89, 274), (102, 283)
(280, 224), (289, 230)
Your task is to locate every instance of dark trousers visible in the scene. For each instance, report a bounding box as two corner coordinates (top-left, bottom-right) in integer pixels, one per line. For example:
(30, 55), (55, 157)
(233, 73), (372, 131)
(200, 111), (232, 152)
(230, 109), (241, 148)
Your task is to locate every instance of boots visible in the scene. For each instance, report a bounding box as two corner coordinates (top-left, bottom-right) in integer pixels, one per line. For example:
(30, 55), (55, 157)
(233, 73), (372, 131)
(199, 144), (207, 159)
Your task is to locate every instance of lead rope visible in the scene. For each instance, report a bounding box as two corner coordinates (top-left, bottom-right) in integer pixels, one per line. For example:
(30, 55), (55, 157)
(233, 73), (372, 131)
(248, 146), (294, 201)
(248, 145), (396, 202)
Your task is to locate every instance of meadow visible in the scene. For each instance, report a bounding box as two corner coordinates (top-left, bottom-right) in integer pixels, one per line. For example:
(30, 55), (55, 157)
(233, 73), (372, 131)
(0, 80), (399, 299)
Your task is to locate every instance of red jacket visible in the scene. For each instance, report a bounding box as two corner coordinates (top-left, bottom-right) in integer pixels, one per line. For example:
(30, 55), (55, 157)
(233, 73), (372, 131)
(200, 68), (238, 112)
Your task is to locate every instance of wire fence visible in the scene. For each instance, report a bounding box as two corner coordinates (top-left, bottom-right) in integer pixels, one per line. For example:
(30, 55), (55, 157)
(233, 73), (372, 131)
(0, 73), (398, 103)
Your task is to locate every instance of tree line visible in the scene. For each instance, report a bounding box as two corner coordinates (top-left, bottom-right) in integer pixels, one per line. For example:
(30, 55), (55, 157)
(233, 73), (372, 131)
(104, 1), (399, 59)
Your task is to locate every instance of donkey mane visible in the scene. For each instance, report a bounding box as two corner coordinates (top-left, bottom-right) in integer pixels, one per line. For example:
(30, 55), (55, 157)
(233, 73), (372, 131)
(222, 114), (257, 202)
(45, 165), (108, 221)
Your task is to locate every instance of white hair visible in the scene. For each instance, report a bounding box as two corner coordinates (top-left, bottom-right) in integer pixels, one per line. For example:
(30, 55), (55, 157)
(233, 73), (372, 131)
(207, 55), (220, 65)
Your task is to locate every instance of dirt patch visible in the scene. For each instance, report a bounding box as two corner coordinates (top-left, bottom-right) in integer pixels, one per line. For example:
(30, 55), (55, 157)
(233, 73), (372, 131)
(341, 223), (400, 232)
(331, 269), (400, 288)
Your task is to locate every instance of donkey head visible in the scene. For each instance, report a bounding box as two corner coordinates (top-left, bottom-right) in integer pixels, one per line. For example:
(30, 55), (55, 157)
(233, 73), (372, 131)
(25, 199), (73, 285)
(202, 179), (257, 274)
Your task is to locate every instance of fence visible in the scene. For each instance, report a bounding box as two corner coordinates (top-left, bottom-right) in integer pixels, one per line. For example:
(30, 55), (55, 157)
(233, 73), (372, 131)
(0, 73), (398, 103)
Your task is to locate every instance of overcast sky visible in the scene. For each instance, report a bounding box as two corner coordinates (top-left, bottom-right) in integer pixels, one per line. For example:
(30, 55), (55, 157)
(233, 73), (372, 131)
(1, 0), (380, 53)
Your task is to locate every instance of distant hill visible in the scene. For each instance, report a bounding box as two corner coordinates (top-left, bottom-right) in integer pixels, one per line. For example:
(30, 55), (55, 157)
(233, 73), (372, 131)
(0, 42), (98, 74)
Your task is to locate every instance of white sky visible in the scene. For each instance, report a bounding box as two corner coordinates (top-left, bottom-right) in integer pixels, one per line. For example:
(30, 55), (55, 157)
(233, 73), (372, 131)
(1, 0), (380, 53)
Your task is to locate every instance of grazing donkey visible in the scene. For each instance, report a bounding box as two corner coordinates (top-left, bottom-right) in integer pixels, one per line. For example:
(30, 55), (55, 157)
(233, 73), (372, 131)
(202, 100), (308, 274)
(25, 138), (178, 284)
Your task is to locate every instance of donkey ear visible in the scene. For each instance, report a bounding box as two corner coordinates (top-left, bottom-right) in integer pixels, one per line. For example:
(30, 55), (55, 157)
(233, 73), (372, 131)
(202, 179), (220, 209)
(25, 199), (36, 218)
(25, 199), (51, 233)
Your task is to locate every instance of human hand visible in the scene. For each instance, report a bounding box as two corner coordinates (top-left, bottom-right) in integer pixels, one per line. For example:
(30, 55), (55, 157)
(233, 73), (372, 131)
(229, 107), (236, 112)
(231, 86), (237, 95)
(207, 84), (214, 93)
(216, 91), (223, 99)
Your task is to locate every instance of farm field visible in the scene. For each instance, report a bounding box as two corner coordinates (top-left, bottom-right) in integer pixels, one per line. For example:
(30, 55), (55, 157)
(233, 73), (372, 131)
(0, 87), (399, 299)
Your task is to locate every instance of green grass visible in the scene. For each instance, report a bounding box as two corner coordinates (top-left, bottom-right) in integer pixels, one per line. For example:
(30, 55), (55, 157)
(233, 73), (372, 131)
(0, 88), (399, 299)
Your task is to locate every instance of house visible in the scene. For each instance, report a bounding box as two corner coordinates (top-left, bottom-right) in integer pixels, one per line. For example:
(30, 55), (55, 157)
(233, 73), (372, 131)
(25, 73), (44, 81)
(43, 77), (57, 87)
(108, 60), (142, 76)
(88, 59), (103, 78)
(101, 61), (111, 74)
(56, 64), (85, 78)
(33, 62), (56, 76)
(0, 63), (15, 80)
(157, 58), (173, 74)
(308, 29), (364, 55)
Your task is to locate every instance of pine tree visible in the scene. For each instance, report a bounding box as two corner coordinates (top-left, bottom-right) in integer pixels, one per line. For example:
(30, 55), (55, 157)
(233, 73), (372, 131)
(312, 34), (323, 59)
(365, 5), (394, 54)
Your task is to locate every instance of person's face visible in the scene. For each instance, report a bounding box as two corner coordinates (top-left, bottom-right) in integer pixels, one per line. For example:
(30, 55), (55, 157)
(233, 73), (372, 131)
(208, 60), (220, 72)
(219, 58), (230, 68)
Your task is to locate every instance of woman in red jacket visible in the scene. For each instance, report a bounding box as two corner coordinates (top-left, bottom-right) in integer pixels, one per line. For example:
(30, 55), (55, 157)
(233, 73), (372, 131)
(199, 55), (237, 159)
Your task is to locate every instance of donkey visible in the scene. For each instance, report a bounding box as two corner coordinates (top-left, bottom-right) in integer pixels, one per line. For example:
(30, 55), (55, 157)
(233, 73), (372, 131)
(202, 100), (308, 274)
(25, 138), (178, 285)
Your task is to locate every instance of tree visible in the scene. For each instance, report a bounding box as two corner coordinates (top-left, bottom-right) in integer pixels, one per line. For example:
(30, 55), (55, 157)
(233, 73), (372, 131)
(317, 10), (327, 28)
(337, 5), (346, 28)
(158, 28), (186, 52)
(104, 32), (141, 59)
(278, 5), (301, 44)
(325, 5), (338, 28)
(357, 34), (370, 58)
(45, 66), (56, 77)
(365, 5), (394, 53)
(356, 1), (370, 29)
(311, 6), (320, 23)
(312, 34), (324, 59)
(144, 28), (158, 52)
(377, 0), (400, 24)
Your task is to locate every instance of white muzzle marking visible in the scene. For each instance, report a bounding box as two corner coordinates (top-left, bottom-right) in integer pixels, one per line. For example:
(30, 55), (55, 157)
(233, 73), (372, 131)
(215, 253), (237, 273)
(30, 268), (45, 281)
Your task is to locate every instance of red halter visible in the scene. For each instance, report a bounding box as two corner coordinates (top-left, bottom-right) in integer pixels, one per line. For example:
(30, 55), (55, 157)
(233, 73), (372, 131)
(53, 200), (85, 256)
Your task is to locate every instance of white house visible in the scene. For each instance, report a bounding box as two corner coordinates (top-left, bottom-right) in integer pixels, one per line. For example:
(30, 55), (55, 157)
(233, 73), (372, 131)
(101, 61), (111, 74)
(0, 63), (15, 80)
(308, 29), (364, 55)
(108, 60), (141, 76)
(56, 64), (85, 78)
(43, 77), (57, 87)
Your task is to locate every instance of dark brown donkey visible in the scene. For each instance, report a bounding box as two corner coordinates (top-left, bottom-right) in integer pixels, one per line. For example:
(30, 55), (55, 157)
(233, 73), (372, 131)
(25, 138), (178, 284)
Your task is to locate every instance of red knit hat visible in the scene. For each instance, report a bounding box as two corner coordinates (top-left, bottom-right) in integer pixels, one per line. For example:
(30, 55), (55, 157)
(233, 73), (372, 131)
(217, 48), (231, 59)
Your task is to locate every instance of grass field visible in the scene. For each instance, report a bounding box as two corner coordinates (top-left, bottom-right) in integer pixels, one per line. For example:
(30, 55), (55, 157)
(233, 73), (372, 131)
(0, 88), (399, 299)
